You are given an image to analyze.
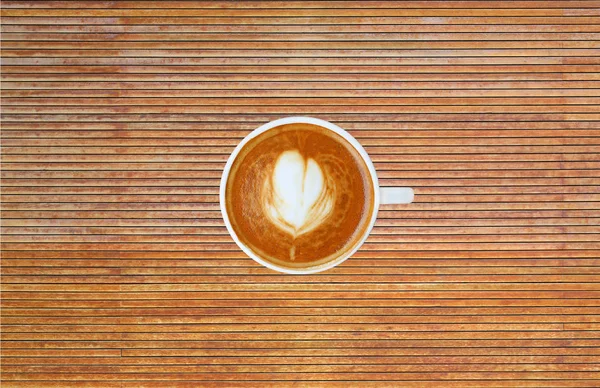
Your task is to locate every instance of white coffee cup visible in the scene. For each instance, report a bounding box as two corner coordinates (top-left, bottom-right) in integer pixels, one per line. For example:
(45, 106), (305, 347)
(220, 117), (414, 274)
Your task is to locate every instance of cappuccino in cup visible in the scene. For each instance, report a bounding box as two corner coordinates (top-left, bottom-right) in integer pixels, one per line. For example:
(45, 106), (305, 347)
(221, 117), (413, 274)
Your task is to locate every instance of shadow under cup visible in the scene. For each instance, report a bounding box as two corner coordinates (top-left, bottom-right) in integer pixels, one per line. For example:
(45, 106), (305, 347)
(220, 117), (381, 274)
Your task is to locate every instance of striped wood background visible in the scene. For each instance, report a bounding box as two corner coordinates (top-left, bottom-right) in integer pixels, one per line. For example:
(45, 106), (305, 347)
(1, 1), (599, 387)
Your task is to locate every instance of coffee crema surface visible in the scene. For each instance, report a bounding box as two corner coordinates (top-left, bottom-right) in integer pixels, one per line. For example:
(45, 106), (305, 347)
(225, 123), (375, 268)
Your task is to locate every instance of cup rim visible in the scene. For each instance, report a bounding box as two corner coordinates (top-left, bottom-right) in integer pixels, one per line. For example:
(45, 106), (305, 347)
(219, 116), (381, 274)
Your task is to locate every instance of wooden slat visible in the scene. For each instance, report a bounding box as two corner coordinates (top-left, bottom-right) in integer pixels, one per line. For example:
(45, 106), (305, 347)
(3, 8), (600, 17)
(5, 32), (600, 42)
(1, 1), (599, 386)
(3, 363), (600, 372)
(3, 1), (600, 9)
(4, 48), (600, 58)
(3, 81), (600, 91)
(4, 16), (600, 28)
(5, 24), (600, 33)
(4, 73), (600, 82)
(3, 113), (599, 123)
(4, 96), (600, 105)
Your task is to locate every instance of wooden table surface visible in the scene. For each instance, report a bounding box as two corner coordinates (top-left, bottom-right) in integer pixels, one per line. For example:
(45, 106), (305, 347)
(1, 1), (599, 387)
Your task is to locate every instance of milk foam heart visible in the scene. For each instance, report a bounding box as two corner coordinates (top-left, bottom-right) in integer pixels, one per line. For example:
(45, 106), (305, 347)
(263, 150), (334, 237)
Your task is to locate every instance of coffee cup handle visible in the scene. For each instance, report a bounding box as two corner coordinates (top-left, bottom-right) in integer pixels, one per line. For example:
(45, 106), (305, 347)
(380, 187), (414, 205)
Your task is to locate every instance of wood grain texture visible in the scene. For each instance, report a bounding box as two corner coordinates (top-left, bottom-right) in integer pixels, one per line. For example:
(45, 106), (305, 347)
(1, 1), (599, 387)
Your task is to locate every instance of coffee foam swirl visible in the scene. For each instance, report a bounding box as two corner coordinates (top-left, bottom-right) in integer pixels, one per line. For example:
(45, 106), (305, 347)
(262, 150), (335, 238)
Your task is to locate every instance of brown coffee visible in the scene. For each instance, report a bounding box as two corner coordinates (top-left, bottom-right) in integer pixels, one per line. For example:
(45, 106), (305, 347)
(225, 122), (375, 269)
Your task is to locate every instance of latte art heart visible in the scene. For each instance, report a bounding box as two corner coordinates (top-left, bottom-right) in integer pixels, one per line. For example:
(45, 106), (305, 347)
(262, 150), (335, 238)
